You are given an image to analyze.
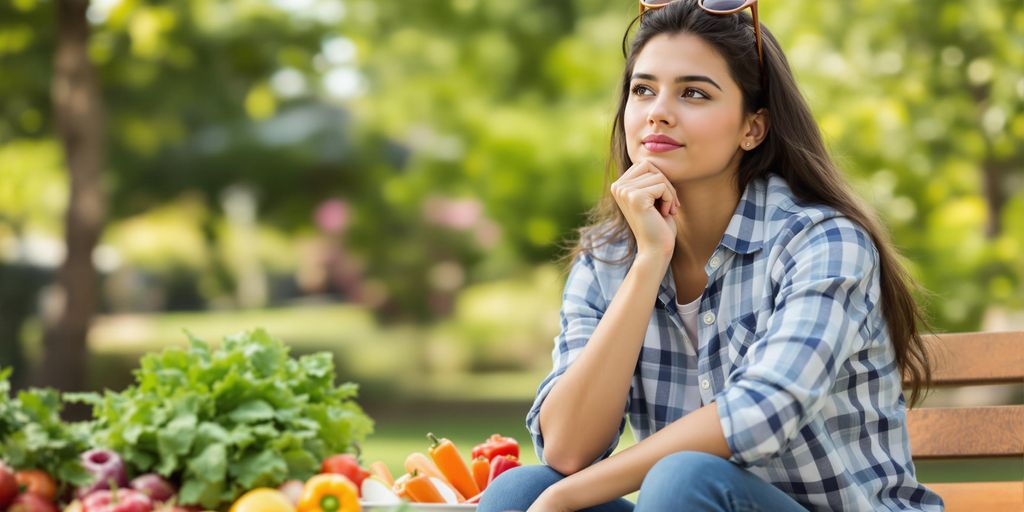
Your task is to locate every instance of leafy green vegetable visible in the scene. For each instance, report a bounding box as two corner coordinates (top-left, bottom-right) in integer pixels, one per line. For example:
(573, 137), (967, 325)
(0, 368), (93, 489)
(70, 329), (374, 509)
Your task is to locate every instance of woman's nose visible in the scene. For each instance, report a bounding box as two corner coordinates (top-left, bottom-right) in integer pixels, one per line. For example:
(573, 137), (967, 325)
(647, 97), (675, 126)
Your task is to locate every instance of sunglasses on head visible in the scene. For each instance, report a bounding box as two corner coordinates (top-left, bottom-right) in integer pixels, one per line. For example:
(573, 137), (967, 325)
(639, 0), (763, 70)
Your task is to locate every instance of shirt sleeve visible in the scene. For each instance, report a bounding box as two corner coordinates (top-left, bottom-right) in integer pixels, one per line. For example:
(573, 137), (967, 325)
(525, 252), (629, 467)
(715, 215), (881, 467)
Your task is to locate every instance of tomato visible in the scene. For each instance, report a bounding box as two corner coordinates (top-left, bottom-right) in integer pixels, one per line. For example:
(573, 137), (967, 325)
(0, 463), (18, 509)
(15, 470), (57, 501)
(319, 455), (370, 491)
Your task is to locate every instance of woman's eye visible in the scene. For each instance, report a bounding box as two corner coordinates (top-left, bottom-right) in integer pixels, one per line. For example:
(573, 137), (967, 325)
(631, 84), (654, 96)
(682, 88), (709, 99)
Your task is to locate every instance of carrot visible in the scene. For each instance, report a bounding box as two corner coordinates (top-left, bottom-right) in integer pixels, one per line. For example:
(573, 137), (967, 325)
(396, 470), (446, 503)
(471, 456), (490, 492)
(404, 452), (447, 483)
(427, 432), (480, 499)
(370, 460), (395, 487)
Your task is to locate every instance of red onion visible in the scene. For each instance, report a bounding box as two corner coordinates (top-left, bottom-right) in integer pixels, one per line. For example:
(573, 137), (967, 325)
(77, 449), (128, 498)
(129, 474), (176, 503)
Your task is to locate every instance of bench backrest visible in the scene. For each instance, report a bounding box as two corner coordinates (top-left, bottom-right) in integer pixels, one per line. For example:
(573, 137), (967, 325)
(904, 331), (1024, 511)
(905, 331), (1024, 458)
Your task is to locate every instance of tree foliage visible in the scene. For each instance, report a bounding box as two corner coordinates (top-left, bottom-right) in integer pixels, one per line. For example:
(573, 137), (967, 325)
(0, 0), (1020, 330)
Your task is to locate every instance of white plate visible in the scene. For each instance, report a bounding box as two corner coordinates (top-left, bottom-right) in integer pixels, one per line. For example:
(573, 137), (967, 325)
(360, 502), (477, 512)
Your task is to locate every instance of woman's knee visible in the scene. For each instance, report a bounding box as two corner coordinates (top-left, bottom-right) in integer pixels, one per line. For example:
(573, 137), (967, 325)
(642, 451), (731, 494)
(477, 465), (566, 512)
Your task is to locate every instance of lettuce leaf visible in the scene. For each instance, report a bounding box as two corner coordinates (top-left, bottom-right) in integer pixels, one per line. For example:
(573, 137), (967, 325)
(71, 329), (374, 509)
(0, 368), (93, 490)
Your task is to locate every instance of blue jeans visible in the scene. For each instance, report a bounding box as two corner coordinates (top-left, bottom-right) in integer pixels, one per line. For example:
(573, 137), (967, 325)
(477, 451), (807, 512)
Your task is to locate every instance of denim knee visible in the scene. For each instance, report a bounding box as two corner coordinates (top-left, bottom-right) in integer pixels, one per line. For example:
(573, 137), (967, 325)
(641, 451), (728, 499)
(477, 464), (565, 512)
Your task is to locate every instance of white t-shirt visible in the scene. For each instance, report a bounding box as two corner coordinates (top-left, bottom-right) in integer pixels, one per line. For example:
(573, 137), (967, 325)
(676, 293), (703, 352)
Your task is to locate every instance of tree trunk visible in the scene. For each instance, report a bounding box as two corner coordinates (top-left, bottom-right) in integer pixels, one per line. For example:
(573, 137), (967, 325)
(37, 0), (106, 396)
(981, 161), (1005, 239)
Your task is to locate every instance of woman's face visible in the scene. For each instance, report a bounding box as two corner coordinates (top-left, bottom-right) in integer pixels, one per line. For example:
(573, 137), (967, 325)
(624, 32), (754, 183)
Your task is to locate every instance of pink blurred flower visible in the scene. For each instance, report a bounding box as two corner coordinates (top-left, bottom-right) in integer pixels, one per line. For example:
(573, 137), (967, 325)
(315, 199), (350, 234)
(423, 196), (483, 230)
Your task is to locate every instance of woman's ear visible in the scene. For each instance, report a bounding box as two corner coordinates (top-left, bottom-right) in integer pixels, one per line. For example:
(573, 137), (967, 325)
(741, 108), (769, 150)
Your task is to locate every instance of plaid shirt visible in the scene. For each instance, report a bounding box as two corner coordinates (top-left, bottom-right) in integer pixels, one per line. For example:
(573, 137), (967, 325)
(527, 174), (943, 511)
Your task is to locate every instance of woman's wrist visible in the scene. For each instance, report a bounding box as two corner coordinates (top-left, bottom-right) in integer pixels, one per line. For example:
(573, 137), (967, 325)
(634, 248), (673, 270)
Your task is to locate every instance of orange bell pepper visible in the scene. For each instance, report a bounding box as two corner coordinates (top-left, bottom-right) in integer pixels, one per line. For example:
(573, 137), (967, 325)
(426, 432), (480, 499)
(394, 471), (445, 504)
(297, 474), (360, 512)
(471, 456), (490, 492)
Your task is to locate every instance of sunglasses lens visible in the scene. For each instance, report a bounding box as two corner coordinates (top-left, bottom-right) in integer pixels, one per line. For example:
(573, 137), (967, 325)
(702, 0), (747, 11)
(645, 0), (675, 5)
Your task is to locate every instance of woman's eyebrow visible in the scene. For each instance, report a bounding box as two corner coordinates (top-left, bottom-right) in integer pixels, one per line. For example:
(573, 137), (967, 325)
(630, 72), (723, 91)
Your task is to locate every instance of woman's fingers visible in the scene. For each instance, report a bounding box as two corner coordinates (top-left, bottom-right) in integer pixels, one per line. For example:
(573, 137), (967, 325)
(628, 183), (677, 217)
(618, 175), (674, 216)
(613, 183), (676, 217)
(615, 167), (680, 211)
(621, 160), (657, 179)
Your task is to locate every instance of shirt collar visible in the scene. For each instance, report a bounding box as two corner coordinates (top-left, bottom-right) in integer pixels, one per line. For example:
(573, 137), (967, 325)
(718, 176), (767, 256)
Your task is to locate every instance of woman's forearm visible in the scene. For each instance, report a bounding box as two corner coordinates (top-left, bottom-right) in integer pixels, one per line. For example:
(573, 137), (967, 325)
(550, 402), (732, 510)
(538, 252), (671, 474)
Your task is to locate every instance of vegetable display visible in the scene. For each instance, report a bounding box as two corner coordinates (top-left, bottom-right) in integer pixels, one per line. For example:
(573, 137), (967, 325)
(1, 329), (523, 511)
(68, 329), (373, 510)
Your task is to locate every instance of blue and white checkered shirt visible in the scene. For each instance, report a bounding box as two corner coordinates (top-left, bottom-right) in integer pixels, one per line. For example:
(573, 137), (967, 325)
(527, 174), (943, 511)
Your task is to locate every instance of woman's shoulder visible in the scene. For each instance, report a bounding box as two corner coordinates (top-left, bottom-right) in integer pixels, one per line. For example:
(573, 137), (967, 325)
(761, 174), (879, 260)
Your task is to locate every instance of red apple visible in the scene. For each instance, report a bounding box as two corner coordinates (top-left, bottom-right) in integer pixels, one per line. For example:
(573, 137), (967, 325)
(9, 493), (59, 512)
(82, 489), (153, 512)
(0, 463), (18, 509)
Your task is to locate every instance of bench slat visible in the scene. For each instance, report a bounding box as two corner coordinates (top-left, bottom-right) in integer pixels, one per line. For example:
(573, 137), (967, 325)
(907, 332), (1024, 386)
(907, 405), (1024, 458)
(927, 482), (1024, 511)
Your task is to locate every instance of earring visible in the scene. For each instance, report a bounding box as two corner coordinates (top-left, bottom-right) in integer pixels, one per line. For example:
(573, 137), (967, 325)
(745, 142), (752, 148)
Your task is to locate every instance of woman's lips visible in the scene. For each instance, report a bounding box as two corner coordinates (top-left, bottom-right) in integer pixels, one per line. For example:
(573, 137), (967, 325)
(642, 141), (683, 153)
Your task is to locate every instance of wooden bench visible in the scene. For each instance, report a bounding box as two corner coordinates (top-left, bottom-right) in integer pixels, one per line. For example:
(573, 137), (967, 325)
(905, 331), (1024, 511)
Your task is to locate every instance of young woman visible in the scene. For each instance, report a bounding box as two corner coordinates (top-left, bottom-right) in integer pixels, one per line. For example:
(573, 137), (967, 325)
(478, 1), (942, 511)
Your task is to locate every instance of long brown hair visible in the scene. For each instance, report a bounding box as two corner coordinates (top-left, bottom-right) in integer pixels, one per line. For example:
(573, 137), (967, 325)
(568, 0), (932, 406)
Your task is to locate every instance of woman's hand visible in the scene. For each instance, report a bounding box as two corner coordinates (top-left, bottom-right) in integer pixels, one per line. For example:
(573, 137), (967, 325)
(610, 160), (679, 259)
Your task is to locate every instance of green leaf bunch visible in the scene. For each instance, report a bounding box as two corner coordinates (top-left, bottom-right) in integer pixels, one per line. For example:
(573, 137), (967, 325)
(0, 368), (93, 491)
(71, 329), (373, 509)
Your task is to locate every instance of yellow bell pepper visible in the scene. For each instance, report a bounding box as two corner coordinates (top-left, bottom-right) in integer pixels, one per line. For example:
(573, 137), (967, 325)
(297, 474), (360, 512)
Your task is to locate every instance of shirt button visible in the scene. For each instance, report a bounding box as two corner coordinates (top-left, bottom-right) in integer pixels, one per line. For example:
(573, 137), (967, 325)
(709, 255), (721, 269)
(702, 312), (716, 325)
(700, 379), (711, 390)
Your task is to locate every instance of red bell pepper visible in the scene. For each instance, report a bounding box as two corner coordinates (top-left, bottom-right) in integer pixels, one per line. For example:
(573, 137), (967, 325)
(471, 434), (519, 462)
(487, 455), (520, 485)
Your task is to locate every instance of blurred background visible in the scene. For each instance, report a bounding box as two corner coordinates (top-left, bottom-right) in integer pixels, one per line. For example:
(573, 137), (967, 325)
(1, 0), (1022, 485)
